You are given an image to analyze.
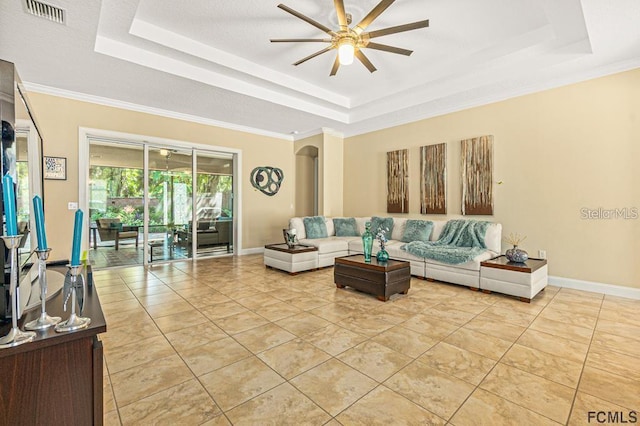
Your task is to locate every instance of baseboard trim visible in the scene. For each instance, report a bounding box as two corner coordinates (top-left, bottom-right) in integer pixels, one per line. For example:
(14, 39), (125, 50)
(549, 275), (640, 300)
(240, 247), (265, 256)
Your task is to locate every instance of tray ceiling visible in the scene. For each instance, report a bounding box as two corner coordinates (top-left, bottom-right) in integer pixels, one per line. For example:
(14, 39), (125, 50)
(1, 0), (640, 139)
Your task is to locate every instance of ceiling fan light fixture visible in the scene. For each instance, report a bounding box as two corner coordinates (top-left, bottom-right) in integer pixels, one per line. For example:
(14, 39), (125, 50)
(338, 38), (355, 65)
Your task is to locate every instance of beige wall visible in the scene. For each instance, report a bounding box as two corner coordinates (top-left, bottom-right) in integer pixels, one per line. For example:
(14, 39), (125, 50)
(293, 130), (344, 218)
(344, 69), (640, 288)
(322, 131), (344, 217)
(28, 93), (295, 261)
(295, 135), (323, 215)
(295, 151), (315, 217)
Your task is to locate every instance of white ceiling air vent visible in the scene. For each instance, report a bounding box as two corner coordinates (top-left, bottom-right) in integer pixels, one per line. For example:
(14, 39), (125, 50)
(23, 0), (66, 24)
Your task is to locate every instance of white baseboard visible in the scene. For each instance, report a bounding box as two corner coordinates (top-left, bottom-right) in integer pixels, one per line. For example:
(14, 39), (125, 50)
(240, 247), (265, 256)
(549, 275), (640, 300)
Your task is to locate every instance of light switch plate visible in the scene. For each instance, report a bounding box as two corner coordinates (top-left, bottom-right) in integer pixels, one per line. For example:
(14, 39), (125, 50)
(68, 202), (78, 210)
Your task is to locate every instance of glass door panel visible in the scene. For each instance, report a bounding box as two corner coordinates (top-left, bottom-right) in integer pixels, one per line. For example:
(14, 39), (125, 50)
(147, 147), (192, 263)
(195, 152), (233, 257)
(88, 141), (144, 268)
(15, 131), (30, 262)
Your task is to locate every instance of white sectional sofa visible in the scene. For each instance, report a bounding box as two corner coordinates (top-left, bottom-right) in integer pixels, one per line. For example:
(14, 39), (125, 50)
(288, 216), (502, 289)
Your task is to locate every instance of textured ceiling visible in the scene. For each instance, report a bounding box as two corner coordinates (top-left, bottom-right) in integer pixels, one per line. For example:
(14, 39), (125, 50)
(1, 0), (640, 139)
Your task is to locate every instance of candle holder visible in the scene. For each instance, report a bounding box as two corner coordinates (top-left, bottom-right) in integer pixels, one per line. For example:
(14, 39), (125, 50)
(55, 264), (91, 333)
(0, 235), (36, 349)
(25, 249), (61, 331)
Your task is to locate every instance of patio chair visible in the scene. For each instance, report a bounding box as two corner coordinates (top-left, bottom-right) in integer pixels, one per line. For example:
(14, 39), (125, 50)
(96, 218), (139, 250)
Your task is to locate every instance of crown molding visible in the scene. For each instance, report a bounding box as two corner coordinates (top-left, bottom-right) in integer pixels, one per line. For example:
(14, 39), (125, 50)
(22, 82), (294, 141)
(23, 57), (640, 142)
(321, 127), (344, 138)
(342, 58), (640, 138)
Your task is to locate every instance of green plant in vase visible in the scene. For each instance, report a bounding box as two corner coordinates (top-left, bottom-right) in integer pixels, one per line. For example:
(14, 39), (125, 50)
(376, 227), (389, 263)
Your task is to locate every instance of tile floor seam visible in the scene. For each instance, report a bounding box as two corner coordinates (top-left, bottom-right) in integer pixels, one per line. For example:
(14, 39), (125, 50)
(565, 292), (606, 425)
(574, 365), (640, 412)
(446, 289), (559, 424)
(97, 259), (636, 425)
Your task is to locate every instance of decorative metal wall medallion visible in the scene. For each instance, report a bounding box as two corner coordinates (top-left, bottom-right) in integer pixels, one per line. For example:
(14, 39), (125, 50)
(250, 166), (284, 196)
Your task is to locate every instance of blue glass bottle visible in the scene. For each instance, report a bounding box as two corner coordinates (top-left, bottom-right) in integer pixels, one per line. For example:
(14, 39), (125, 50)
(362, 221), (373, 262)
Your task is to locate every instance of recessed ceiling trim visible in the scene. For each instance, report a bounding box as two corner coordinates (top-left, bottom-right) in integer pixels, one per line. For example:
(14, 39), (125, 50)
(23, 82), (295, 141)
(129, 18), (351, 108)
(94, 34), (350, 123)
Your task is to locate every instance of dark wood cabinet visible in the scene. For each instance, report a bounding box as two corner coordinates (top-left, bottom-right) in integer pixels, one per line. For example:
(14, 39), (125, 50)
(0, 279), (106, 425)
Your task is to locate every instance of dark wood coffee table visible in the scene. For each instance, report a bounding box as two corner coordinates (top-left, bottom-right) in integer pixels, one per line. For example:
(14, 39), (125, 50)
(334, 255), (411, 301)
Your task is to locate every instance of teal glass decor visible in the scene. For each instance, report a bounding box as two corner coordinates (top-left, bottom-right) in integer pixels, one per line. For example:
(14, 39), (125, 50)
(362, 221), (373, 262)
(376, 248), (389, 263)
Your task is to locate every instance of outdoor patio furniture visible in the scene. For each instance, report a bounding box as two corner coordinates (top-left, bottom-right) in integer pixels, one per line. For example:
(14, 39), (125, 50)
(95, 218), (139, 250)
(177, 219), (231, 254)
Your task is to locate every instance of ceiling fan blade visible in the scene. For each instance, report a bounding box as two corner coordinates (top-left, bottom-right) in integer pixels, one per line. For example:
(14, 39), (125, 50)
(365, 20), (429, 39)
(334, 0), (348, 28)
(330, 55), (341, 76)
(271, 38), (332, 43)
(365, 42), (413, 56)
(354, 0), (395, 35)
(355, 50), (377, 73)
(293, 47), (334, 66)
(277, 4), (335, 35)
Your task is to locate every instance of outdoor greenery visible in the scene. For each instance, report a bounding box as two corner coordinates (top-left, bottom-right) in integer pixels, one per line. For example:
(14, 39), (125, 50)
(89, 166), (232, 226)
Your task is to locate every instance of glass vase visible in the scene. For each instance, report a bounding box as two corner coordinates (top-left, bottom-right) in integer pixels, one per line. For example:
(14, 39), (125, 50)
(376, 248), (389, 263)
(505, 245), (529, 263)
(362, 222), (373, 263)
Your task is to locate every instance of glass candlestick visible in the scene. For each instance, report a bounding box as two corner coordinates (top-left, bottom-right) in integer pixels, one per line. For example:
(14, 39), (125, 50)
(55, 264), (91, 333)
(25, 249), (61, 331)
(0, 235), (36, 348)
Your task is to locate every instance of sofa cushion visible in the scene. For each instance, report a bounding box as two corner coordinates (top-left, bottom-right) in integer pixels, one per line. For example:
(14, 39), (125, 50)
(289, 217), (306, 239)
(484, 223), (502, 253)
(333, 218), (359, 236)
(325, 217), (335, 237)
(355, 217), (371, 235)
(299, 237), (350, 254)
(391, 218), (407, 241)
(430, 220), (448, 241)
(425, 250), (496, 271)
(401, 219), (433, 243)
(370, 216), (394, 236)
(384, 241), (430, 263)
(303, 216), (328, 239)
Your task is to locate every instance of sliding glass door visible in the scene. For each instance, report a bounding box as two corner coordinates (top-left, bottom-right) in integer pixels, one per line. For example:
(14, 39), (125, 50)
(88, 142), (144, 268)
(147, 147), (193, 263)
(86, 137), (236, 268)
(194, 152), (234, 257)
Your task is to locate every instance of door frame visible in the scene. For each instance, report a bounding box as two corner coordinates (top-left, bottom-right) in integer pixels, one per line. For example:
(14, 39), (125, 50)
(78, 127), (242, 266)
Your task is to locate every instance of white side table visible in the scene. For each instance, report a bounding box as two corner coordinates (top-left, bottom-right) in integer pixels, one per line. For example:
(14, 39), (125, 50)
(264, 243), (318, 274)
(480, 256), (548, 302)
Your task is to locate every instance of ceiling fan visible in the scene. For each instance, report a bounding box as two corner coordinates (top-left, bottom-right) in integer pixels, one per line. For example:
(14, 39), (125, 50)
(270, 0), (429, 76)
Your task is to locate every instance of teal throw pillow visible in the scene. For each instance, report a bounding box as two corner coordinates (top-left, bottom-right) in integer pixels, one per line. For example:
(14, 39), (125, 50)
(370, 216), (394, 236)
(401, 220), (434, 243)
(333, 218), (359, 236)
(303, 216), (328, 239)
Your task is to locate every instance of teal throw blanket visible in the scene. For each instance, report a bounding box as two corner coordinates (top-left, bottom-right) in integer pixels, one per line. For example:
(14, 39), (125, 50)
(401, 220), (491, 264)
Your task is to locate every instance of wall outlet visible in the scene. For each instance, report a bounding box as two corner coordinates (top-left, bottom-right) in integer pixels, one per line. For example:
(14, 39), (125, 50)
(68, 202), (78, 210)
(538, 250), (547, 259)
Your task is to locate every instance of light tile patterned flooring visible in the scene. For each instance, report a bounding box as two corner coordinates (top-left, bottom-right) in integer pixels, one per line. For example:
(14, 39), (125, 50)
(97, 255), (640, 425)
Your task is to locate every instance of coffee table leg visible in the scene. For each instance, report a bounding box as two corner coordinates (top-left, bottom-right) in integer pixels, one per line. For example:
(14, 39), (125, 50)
(336, 283), (345, 289)
(400, 289), (409, 295)
(377, 295), (388, 302)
